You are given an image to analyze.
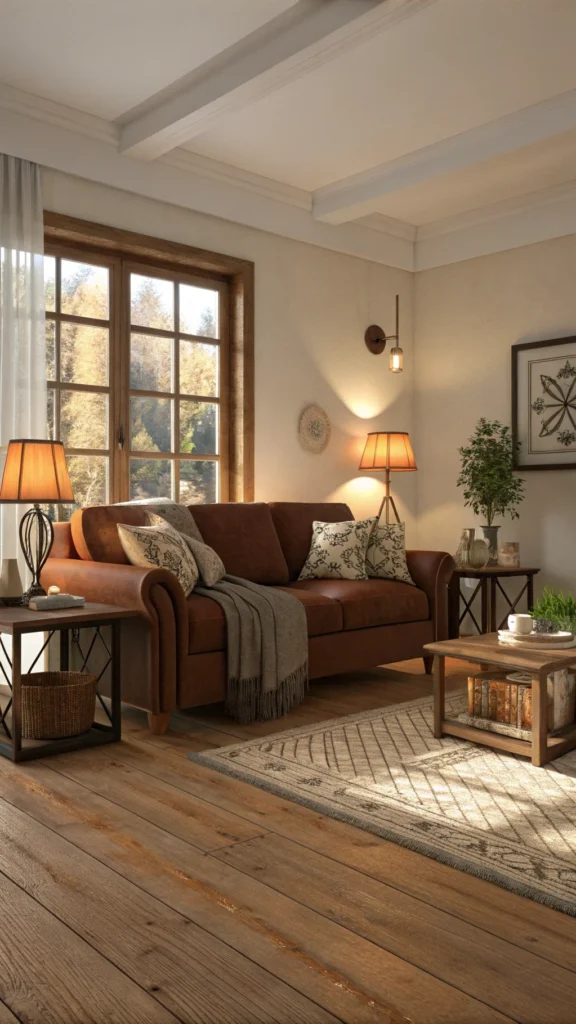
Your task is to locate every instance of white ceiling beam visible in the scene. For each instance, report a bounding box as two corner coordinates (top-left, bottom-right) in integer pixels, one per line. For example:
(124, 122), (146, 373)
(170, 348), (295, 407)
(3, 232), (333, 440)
(313, 87), (576, 224)
(120, 0), (437, 160)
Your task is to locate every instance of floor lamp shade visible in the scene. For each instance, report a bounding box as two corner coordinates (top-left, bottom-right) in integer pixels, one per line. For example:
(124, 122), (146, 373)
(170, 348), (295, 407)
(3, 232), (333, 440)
(358, 432), (417, 473)
(0, 440), (74, 603)
(358, 432), (417, 522)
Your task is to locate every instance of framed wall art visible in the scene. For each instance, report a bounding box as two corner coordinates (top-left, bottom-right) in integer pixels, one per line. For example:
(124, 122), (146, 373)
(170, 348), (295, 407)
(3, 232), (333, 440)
(512, 335), (576, 471)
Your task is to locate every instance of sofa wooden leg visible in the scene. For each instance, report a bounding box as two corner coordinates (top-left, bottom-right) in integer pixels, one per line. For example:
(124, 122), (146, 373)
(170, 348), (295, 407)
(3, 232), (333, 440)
(423, 655), (434, 675)
(147, 712), (170, 735)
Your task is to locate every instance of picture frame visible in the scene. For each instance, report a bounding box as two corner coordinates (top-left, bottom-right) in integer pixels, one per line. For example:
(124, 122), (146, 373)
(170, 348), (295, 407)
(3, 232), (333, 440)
(512, 335), (576, 471)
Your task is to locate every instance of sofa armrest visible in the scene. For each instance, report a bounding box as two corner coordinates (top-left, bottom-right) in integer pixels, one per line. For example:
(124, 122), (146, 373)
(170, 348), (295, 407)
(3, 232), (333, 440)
(41, 558), (189, 715)
(406, 551), (455, 641)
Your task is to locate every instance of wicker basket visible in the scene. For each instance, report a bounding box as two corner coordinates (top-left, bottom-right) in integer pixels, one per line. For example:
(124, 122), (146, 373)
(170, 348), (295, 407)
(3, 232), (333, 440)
(21, 672), (98, 740)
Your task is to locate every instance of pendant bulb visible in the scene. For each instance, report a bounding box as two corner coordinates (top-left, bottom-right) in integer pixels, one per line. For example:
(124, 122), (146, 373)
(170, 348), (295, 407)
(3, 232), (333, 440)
(389, 345), (403, 373)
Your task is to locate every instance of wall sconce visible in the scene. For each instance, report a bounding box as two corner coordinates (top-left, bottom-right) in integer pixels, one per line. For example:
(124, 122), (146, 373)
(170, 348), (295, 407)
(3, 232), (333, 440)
(364, 294), (403, 373)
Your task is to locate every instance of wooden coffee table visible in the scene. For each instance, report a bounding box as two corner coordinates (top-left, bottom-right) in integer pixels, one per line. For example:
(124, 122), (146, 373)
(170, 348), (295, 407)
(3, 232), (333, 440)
(424, 633), (576, 767)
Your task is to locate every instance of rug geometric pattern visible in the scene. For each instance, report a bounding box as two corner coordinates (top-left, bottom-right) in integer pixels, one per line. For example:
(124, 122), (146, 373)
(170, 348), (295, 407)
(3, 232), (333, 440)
(190, 692), (576, 915)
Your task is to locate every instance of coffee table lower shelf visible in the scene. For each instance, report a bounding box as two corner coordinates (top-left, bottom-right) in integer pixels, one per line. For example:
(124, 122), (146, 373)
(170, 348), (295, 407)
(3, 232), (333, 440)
(424, 633), (576, 767)
(439, 717), (576, 763)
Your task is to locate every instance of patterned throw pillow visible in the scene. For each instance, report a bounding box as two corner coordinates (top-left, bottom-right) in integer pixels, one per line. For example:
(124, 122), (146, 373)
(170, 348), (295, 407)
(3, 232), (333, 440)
(298, 518), (377, 581)
(117, 521), (199, 596)
(147, 516), (225, 587)
(116, 498), (203, 542)
(366, 521), (415, 586)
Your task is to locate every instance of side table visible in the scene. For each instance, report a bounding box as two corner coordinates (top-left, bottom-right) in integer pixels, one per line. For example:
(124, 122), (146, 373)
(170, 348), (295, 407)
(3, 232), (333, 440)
(0, 602), (136, 762)
(448, 567), (540, 639)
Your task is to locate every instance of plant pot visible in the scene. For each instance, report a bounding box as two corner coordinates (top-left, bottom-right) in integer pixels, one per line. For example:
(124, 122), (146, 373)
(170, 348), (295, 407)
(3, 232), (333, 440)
(481, 525), (500, 565)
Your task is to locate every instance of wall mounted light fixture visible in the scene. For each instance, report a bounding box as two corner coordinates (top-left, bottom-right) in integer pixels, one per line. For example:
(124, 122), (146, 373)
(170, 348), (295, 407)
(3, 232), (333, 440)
(364, 294), (403, 372)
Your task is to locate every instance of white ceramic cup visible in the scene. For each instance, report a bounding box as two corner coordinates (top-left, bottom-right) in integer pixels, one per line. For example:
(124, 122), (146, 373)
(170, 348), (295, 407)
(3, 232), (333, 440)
(508, 613), (533, 635)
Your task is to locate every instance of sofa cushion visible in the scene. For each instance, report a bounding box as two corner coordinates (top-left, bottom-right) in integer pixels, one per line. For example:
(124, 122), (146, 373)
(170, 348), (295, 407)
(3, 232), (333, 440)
(189, 503), (289, 585)
(71, 505), (150, 563)
(288, 579), (429, 631)
(268, 502), (354, 580)
(273, 586), (343, 636)
(187, 585), (342, 654)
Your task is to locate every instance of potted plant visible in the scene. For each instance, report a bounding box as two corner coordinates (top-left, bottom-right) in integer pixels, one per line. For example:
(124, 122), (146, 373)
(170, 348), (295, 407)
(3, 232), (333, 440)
(530, 587), (576, 633)
(457, 418), (525, 564)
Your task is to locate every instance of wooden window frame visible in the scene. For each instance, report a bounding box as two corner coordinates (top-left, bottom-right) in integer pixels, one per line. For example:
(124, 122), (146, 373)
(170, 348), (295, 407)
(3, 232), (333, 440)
(43, 212), (255, 504)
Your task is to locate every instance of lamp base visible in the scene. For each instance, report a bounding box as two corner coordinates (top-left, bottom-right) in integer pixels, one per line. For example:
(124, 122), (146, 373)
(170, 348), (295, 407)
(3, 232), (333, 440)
(19, 504), (54, 604)
(21, 582), (47, 606)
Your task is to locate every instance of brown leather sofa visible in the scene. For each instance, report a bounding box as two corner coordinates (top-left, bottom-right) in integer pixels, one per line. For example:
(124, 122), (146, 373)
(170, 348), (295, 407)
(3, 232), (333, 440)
(42, 501), (454, 733)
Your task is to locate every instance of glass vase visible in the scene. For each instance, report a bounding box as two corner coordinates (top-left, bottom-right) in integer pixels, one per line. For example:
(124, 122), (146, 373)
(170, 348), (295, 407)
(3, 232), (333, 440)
(454, 529), (475, 569)
(470, 536), (490, 568)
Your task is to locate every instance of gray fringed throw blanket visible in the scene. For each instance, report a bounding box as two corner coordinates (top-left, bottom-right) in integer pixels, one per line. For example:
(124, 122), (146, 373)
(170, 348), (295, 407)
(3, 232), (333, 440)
(195, 575), (308, 724)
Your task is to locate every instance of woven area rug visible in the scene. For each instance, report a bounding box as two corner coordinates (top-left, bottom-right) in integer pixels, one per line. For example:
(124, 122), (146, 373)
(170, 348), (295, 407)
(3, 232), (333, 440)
(190, 692), (576, 915)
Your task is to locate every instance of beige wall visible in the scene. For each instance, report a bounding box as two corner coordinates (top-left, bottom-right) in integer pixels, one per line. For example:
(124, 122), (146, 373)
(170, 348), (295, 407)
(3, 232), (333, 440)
(415, 234), (576, 590)
(43, 169), (416, 530)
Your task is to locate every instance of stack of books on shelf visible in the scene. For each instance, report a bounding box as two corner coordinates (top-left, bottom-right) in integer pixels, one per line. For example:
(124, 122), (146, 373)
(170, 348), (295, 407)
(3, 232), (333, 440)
(459, 668), (576, 740)
(459, 673), (532, 740)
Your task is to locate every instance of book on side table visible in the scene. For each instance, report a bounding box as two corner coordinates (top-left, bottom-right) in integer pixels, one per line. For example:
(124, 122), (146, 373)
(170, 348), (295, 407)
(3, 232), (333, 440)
(28, 594), (85, 611)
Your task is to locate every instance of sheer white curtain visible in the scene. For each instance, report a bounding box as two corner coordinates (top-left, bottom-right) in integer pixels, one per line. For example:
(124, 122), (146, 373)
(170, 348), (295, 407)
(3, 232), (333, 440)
(0, 154), (46, 560)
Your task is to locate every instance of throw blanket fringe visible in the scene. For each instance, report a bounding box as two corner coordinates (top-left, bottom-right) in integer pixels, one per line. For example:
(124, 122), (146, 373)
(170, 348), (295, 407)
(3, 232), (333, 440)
(226, 664), (308, 725)
(195, 574), (308, 724)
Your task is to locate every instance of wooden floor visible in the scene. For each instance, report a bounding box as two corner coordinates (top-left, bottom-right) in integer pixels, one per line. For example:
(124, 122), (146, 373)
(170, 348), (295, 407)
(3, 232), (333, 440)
(0, 658), (575, 1023)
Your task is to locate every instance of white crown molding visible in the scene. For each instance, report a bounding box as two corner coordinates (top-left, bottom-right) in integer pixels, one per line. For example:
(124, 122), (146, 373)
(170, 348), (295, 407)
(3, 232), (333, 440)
(0, 92), (414, 270)
(357, 213), (417, 242)
(417, 178), (576, 239)
(0, 83), (118, 145)
(415, 178), (576, 270)
(163, 148), (311, 210)
(4, 83), (576, 273)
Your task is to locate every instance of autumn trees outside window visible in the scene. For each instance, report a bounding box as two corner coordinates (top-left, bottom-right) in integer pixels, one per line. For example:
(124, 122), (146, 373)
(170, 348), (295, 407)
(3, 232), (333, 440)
(44, 245), (233, 517)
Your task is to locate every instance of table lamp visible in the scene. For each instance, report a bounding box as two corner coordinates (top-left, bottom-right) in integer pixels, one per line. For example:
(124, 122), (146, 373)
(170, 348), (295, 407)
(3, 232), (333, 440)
(358, 431), (417, 523)
(0, 440), (74, 603)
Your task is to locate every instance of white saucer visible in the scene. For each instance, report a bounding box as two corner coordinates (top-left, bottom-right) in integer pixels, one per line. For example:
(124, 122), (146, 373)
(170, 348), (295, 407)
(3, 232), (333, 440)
(498, 636), (576, 651)
(498, 629), (573, 644)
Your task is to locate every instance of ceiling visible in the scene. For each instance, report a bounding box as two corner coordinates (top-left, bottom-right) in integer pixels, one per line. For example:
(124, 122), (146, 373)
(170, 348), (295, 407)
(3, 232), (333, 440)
(0, 0), (298, 120)
(1, 0), (576, 263)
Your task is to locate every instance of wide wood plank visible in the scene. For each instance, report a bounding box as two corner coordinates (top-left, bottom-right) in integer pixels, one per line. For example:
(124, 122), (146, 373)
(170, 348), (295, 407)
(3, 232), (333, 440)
(0, 788), (339, 1024)
(0, 755), (512, 1024)
(43, 745), (267, 851)
(108, 739), (576, 974)
(0, 870), (179, 1024)
(0, 1004), (22, 1024)
(215, 832), (576, 1024)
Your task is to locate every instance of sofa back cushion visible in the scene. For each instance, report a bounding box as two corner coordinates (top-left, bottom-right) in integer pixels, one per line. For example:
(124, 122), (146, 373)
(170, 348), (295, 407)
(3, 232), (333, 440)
(189, 502), (289, 585)
(71, 506), (150, 563)
(268, 502), (354, 580)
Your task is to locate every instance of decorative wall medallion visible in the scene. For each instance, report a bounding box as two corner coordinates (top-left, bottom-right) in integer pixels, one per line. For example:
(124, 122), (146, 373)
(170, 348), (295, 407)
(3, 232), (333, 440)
(299, 405), (331, 453)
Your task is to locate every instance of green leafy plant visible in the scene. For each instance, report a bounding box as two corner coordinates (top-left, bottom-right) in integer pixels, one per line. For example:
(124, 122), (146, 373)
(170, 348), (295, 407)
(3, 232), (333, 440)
(530, 587), (576, 631)
(457, 419), (525, 525)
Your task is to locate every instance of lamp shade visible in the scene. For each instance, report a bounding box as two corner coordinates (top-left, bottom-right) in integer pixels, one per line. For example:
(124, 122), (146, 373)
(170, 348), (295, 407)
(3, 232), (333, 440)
(358, 432), (417, 472)
(0, 440), (74, 503)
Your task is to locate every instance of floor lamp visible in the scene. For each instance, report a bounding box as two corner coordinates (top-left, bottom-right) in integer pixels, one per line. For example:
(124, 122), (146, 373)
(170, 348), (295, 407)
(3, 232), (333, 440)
(358, 432), (417, 523)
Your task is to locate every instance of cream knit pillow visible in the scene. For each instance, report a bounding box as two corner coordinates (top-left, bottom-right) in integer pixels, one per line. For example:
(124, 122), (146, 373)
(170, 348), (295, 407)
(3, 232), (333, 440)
(366, 521), (415, 586)
(299, 518), (377, 581)
(147, 513), (225, 587)
(117, 521), (198, 596)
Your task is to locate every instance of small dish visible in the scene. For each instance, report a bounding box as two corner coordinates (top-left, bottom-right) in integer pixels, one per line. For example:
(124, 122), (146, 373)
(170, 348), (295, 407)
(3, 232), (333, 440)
(498, 629), (573, 644)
